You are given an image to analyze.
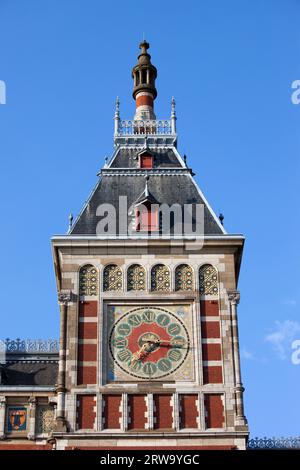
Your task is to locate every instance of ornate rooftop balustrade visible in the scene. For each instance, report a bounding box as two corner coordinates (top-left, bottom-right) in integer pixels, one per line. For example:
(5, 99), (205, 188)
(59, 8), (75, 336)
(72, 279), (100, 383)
(0, 338), (59, 354)
(117, 119), (173, 135)
(247, 436), (300, 449)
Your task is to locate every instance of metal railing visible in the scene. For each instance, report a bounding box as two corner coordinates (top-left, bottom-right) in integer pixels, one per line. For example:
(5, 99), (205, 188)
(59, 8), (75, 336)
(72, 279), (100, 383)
(0, 338), (59, 354)
(247, 436), (300, 449)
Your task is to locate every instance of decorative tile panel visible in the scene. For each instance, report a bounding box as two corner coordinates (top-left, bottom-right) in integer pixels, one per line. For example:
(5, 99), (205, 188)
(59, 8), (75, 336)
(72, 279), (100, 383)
(175, 264), (193, 291)
(127, 264), (146, 291)
(36, 405), (55, 434)
(151, 264), (170, 291)
(199, 264), (219, 296)
(103, 264), (123, 291)
(79, 265), (98, 296)
(7, 407), (27, 432)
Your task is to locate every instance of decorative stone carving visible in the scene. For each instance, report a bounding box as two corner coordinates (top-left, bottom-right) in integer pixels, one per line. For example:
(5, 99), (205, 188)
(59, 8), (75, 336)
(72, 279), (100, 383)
(36, 405), (55, 434)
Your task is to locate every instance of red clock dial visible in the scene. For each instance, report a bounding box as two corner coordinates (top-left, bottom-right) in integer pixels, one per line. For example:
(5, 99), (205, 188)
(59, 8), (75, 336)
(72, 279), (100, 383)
(109, 307), (189, 379)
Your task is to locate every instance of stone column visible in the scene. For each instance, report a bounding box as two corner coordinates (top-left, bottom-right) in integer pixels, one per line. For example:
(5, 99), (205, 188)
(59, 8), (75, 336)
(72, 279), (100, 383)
(121, 393), (128, 432)
(0, 396), (6, 440)
(55, 291), (71, 432)
(228, 291), (247, 425)
(27, 396), (36, 440)
(147, 393), (154, 431)
(198, 392), (205, 430)
(96, 393), (103, 431)
(173, 393), (180, 431)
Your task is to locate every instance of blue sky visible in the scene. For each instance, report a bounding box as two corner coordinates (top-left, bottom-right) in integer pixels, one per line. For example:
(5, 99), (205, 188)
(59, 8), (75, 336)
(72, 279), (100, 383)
(0, 0), (299, 438)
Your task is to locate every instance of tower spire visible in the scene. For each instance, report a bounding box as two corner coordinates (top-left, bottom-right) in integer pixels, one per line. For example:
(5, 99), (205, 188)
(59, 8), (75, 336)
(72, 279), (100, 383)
(132, 41), (157, 121)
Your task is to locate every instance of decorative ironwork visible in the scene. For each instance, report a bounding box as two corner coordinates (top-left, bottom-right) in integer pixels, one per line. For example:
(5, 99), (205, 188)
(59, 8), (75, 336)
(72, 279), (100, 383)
(127, 264), (146, 291)
(0, 339), (59, 353)
(103, 264), (123, 291)
(79, 265), (98, 296)
(151, 264), (170, 291)
(118, 119), (172, 135)
(175, 264), (194, 291)
(36, 405), (55, 434)
(247, 437), (300, 449)
(199, 264), (219, 296)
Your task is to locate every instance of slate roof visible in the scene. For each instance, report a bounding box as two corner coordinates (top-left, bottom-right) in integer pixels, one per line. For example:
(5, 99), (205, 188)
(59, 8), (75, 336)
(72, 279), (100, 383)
(70, 146), (224, 236)
(0, 361), (58, 386)
(110, 147), (181, 168)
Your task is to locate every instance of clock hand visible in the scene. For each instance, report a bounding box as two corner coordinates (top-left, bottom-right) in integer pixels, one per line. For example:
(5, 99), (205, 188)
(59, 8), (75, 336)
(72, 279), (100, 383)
(131, 342), (153, 365)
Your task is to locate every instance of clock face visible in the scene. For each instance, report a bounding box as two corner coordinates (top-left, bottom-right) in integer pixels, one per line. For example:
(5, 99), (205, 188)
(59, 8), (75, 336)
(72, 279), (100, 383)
(108, 307), (190, 379)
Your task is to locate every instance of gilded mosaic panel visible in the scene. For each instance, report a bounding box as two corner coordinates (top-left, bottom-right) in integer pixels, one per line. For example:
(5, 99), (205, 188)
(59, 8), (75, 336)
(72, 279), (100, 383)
(79, 265), (98, 296)
(175, 264), (194, 291)
(127, 264), (146, 291)
(103, 264), (123, 291)
(151, 264), (170, 291)
(199, 264), (219, 296)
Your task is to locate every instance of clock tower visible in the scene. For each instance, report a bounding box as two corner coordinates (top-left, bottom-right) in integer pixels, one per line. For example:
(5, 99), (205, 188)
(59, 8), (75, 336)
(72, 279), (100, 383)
(51, 41), (248, 450)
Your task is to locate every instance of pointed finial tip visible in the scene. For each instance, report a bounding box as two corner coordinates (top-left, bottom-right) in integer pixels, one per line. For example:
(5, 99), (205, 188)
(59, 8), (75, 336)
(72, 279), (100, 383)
(68, 213), (73, 230)
(139, 40), (150, 51)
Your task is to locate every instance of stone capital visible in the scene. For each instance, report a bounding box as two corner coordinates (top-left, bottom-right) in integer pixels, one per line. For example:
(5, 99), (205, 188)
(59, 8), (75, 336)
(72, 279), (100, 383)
(28, 396), (37, 407)
(58, 290), (72, 305)
(0, 396), (6, 408)
(228, 290), (240, 305)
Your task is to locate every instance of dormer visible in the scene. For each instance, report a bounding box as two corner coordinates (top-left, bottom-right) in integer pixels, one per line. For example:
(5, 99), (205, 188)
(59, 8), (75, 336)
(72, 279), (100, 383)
(138, 148), (154, 169)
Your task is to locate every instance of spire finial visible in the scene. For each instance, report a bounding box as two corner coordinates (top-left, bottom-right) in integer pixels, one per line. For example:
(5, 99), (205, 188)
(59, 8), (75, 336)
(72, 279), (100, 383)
(171, 96), (176, 115)
(115, 96), (120, 117)
(144, 175), (149, 197)
(68, 213), (73, 231)
(132, 41), (157, 120)
(171, 96), (177, 133)
(114, 97), (120, 136)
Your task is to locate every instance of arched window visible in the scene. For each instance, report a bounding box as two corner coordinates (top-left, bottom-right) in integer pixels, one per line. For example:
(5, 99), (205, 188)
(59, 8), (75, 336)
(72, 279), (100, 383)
(79, 265), (98, 296)
(151, 264), (170, 291)
(199, 264), (219, 296)
(127, 264), (146, 291)
(103, 264), (123, 291)
(175, 264), (193, 291)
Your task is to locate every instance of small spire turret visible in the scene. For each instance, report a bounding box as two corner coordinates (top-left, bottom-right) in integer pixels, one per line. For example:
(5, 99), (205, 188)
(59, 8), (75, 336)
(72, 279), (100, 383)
(132, 41), (157, 121)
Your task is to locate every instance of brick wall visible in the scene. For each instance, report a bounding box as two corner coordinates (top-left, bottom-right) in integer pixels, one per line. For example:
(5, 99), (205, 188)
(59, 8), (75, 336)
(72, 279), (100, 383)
(180, 394), (198, 428)
(128, 395), (147, 430)
(154, 395), (173, 430)
(204, 394), (224, 429)
(77, 301), (97, 385)
(200, 300), (219, 316)
(201, 321), (220, 338)
(202, 343), (222, 361)
(201, 300), (223, 385)
(103, 395), (122, 429)
(77, 395), (96, 430)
